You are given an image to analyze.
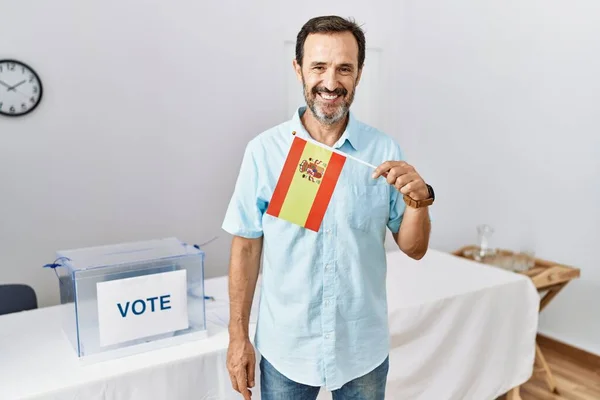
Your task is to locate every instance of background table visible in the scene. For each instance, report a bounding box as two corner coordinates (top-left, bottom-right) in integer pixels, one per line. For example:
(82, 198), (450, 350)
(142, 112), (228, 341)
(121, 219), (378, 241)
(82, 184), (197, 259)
(453, 245), (581, 396)
(0, 249), (540, 400)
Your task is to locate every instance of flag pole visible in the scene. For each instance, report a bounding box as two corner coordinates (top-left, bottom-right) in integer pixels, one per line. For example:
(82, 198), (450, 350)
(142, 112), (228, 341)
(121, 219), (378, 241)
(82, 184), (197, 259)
(291, 131), (379, 170)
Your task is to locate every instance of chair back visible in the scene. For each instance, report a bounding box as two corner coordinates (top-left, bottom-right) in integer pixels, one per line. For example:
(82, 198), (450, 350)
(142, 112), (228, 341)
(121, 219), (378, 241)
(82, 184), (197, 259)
(0, 284), (38, 316)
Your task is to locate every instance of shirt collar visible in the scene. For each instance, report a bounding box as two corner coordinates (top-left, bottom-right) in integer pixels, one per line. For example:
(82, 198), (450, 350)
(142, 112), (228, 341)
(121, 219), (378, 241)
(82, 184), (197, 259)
(291, 106), (361, 151)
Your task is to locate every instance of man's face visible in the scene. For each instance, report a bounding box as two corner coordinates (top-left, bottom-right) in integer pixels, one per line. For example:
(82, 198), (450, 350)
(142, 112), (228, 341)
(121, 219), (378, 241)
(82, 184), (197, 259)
(294, 32), (362, 125)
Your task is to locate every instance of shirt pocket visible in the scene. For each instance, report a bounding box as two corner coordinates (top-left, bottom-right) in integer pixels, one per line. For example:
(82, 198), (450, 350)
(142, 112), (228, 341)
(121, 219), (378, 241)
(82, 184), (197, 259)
(344, 184), (390, 232)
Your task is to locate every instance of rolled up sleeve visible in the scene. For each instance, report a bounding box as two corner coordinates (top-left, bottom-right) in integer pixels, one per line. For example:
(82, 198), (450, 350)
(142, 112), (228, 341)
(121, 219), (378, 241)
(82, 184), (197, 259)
(222, 141), (266, 238)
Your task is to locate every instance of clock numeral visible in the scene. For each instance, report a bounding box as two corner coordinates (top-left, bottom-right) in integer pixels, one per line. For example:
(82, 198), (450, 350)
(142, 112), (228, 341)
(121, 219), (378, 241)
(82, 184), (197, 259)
(8, 63), (15, 71)
(22, 67), (26, 74)
(29, 75), (35, 83)
(0, 102), (3, 110)
(9, 106), (16, 113)
(30, 97), (36, 103)
(33, 86), (38, 94)
(21, 103), (27, 110)
(0, 65), (3, 73)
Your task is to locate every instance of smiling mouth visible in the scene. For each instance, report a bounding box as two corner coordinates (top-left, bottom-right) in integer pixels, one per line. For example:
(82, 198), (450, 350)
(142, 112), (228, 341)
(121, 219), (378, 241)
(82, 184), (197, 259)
(318, 92), (340, 102)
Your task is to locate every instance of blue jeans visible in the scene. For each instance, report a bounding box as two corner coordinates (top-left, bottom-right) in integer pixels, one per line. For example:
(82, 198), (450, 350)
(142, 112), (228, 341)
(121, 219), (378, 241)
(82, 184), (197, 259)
(259, 356), (389, 400)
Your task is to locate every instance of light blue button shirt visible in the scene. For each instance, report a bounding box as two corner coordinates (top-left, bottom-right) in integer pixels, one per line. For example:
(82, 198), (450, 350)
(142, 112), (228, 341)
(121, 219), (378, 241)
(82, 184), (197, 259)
(222, 106), (407, 391)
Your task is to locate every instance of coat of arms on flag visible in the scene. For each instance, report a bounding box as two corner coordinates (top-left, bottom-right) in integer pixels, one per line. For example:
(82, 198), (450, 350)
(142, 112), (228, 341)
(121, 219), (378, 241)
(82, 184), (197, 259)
(266, 132), (346, 232)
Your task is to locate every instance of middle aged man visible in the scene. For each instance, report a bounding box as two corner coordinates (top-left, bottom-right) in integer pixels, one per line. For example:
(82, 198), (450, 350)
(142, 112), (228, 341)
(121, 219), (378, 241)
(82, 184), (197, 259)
(222, 15), (434, 400)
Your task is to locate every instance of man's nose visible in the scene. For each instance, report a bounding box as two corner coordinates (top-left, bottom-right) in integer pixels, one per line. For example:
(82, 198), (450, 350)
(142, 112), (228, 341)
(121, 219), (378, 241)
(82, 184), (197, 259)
(322, 68), (337, 91)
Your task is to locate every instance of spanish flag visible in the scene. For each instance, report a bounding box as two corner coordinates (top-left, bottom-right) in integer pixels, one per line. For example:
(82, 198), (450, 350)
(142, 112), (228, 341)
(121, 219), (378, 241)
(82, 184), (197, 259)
(266, 133), (346, 232)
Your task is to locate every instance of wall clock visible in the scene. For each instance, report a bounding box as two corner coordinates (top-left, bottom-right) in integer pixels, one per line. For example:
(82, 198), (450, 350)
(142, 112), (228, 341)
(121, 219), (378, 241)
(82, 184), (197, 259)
(0, 59), (43, 117)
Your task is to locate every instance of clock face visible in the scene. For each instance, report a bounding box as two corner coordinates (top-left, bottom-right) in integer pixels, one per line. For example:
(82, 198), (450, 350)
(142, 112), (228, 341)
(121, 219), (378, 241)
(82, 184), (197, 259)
(0, 59), (43, 117)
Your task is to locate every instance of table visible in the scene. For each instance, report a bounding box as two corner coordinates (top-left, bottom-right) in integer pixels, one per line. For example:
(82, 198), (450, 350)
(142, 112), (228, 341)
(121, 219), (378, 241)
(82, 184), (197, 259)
(453, 245), (581, 396)
(0, 249), (540, 400)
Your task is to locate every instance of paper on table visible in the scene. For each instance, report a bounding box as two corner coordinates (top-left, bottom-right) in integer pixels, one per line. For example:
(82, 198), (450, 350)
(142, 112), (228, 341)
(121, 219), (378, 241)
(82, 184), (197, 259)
(204, 282), (261, 329)
(205, 301), (259, 328)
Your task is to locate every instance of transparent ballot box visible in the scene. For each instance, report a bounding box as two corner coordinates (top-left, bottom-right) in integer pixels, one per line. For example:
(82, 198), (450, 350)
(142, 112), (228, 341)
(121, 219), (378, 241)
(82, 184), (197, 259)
(53, 237), (206, 363)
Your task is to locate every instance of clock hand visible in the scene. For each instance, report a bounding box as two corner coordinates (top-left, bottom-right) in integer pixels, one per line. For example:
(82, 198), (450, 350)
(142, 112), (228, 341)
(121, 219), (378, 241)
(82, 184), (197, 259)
(7, 80), (26, 91)
(2, 85), (31, 100)
(0, 80), (31, 99)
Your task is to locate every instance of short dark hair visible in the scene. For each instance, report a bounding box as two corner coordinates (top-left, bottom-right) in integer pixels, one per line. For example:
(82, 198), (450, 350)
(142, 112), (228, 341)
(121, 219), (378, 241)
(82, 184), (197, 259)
(295, 15), (366, 70)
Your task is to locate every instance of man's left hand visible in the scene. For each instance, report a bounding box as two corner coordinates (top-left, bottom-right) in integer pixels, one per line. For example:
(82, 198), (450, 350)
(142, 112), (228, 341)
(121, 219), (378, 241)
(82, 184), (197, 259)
(372, 161), (429, 201)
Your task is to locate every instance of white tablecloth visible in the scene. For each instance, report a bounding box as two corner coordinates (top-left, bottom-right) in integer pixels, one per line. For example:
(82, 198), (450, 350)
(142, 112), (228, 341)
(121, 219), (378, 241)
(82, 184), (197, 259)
(0, 249), (539, 400)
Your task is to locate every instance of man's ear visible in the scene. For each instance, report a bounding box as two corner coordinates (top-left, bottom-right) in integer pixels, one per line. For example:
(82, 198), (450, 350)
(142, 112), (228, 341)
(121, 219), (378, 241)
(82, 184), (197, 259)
(292, 59), (303, 83)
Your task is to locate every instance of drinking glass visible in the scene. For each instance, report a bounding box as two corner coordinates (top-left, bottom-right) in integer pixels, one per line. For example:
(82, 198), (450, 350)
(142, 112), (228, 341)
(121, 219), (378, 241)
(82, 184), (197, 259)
(475, 224), (496, 261)
(512, 249), (535, 272)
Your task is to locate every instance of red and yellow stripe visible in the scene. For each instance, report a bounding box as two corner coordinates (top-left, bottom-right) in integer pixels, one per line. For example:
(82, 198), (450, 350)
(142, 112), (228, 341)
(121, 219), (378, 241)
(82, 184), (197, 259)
(267, 135), (345, 231)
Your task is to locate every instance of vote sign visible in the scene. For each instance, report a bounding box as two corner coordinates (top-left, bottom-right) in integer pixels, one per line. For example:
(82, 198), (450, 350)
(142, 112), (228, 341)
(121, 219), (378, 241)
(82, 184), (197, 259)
(96, 269), (189, 347)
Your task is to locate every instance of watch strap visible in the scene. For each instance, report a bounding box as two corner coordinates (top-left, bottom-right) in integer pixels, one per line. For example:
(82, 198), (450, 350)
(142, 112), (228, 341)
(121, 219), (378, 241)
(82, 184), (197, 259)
(403, 184), (435, 208)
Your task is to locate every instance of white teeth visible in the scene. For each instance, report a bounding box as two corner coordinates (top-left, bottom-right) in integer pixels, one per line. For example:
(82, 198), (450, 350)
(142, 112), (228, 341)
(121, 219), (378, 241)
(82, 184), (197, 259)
(320, 93), (338, 100)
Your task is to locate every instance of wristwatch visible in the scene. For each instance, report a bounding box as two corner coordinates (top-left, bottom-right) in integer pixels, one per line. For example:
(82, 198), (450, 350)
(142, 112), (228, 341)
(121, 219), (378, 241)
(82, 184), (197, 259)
(403, 183), (435, 208)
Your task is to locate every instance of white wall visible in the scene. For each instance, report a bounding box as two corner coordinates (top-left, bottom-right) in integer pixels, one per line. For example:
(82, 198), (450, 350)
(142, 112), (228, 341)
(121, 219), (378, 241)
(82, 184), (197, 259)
(397, 0), (600, 355)
(1, 0), (599, 356)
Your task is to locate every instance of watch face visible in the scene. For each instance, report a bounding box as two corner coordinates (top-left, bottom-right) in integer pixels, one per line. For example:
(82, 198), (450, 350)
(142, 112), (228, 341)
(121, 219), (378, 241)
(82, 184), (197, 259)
(0, 59), (43, 117)
(426, 184), (435, 200)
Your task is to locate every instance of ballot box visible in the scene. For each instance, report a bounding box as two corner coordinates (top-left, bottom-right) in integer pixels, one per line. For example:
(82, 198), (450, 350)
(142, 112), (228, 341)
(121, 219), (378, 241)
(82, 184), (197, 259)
(53, 237), (207, 363)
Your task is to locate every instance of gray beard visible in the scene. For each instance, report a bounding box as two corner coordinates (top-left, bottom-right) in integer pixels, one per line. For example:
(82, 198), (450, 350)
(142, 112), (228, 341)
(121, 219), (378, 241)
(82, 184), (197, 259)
(308, 100), (349, 125)
(302, 79), (355, 126)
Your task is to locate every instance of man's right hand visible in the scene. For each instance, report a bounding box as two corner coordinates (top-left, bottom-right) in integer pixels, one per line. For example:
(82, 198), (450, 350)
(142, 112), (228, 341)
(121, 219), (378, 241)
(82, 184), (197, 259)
(226, 235), (262, 399)
(226, 337), (256, 399)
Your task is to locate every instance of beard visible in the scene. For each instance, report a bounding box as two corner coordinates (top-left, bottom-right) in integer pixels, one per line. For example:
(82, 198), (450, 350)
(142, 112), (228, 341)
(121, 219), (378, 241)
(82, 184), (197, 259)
(302, 76), (356, 125)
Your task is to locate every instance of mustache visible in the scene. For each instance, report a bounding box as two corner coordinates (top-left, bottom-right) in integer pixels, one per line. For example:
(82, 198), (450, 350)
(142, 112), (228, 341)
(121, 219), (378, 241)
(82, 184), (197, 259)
(312, 86), (347, 97)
